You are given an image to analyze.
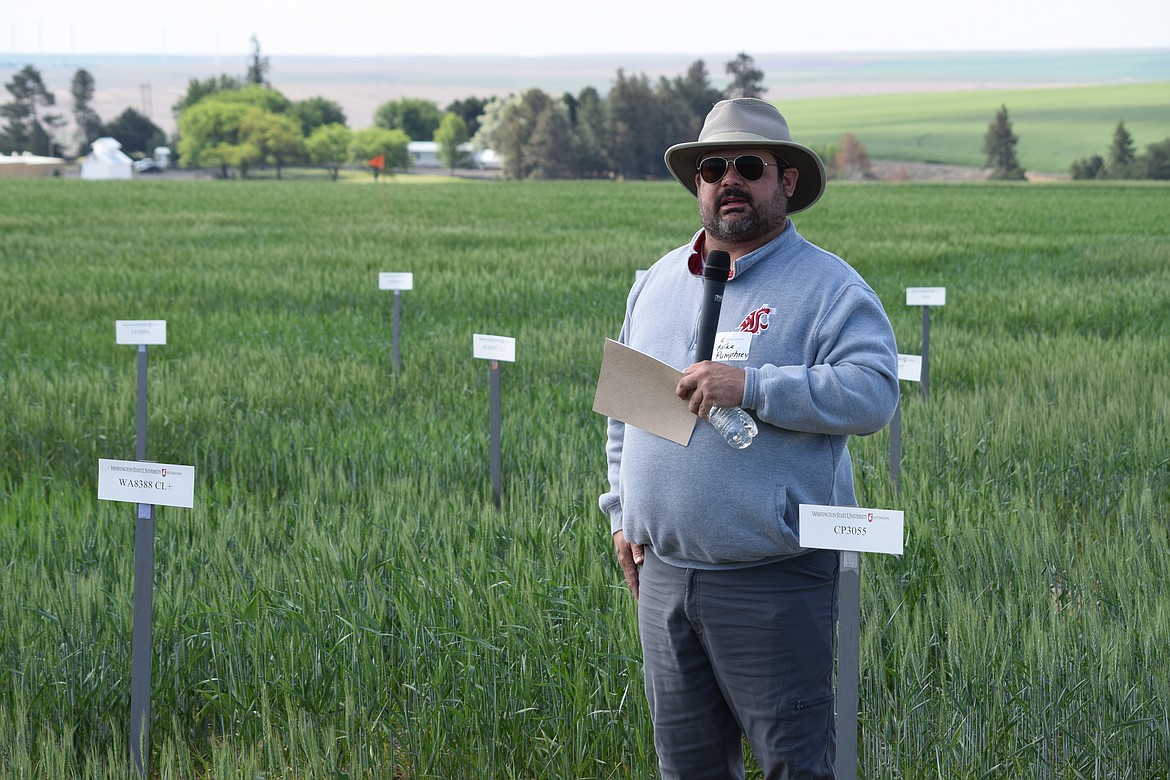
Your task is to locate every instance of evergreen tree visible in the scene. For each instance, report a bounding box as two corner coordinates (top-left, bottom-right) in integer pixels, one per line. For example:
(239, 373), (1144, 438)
(246, 35), (271, 87)
(1105, 120), (1137, 178)
(1070, 154), (1105, 180)
(1139, 138), (1170, 180)
(604, 70), (657, 179)
(444, 96), (487, 137)
(725, 53), (766, 99)
(527, 105), (575, 179)
(102, 107), (166, 156)
(70, 69), (103, 155)
(571, 86), (610, 178)
(981, 104), (1026, 181)
(673, 60), (723, 130)
(0, 65), (64, 155)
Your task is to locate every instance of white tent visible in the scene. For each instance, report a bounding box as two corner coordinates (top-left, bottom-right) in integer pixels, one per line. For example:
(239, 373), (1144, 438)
(81, 137), (133, 180)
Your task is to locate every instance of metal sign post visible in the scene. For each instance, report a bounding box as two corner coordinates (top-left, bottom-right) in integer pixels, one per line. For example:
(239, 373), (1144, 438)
(472, 334), (516, 509)
(799, 505), (905, 780)
(890, 354), (923, 499)
(379, 273), (414, 373)
(836, 549), (861, 780)
(906, 288), (946, 401)
(131, 342), (155, 779)
(489, 360), (502, 508)
(888, 400), (902, 500)
(114, 321), (165, 779)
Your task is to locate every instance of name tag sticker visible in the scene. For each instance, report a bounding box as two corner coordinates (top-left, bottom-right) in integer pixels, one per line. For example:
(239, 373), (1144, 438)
(473, 334), (516, 362)
(116, 320), (167, 345)
(713, 332), (752, 362)
(98, 458), (196, 509)
(799, 504), (904, 555)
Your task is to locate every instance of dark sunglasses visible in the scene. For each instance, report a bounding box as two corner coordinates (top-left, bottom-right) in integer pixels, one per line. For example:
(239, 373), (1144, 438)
(697, 154), (790, 184)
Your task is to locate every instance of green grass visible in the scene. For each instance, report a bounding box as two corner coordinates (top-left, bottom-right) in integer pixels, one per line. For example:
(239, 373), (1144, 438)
(1, 177), (1169, 778)
(780, 81), (1170, 173)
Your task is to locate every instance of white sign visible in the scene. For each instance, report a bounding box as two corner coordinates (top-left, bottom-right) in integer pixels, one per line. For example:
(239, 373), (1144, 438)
(116, 320), (166, 345)
(897, 354), (923, 382)
(378, 272), (414, 291)
(473, 334), (516, 363)
(906, 287), (946, 307)
(799, 504), (904, 555)
(713, 332), (752, 362)
(97, 458), (196, 509)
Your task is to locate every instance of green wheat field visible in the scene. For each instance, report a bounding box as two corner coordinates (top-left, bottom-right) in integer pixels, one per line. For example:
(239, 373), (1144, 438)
(1, 176), (1168, 778)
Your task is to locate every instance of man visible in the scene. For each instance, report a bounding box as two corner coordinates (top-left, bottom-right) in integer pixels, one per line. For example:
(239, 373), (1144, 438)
(599, 98), (899, 779)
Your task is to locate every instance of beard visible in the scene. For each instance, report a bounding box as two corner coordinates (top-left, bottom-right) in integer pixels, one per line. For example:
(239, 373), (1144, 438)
(699, 186), (789, 244)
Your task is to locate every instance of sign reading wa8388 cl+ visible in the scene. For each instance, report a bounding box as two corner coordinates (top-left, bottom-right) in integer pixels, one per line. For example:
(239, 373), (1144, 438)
(98, 459), (196, 508)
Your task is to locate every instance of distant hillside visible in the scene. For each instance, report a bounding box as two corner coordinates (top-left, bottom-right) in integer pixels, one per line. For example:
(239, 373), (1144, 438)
(784, 81), (1170, 173)
(4, 48), (1167, 139)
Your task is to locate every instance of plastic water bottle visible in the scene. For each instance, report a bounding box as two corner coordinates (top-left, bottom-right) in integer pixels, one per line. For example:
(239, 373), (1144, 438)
(707, 406), (758, 449)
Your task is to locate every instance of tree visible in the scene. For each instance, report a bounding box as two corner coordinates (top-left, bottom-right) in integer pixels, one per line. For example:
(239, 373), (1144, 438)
(445, 96), (487, 137)
(289, 96), (346, 136)
(571, 86), (610, 178)
(172, 74), (243, 118)
(246, 35), (271, 87)
(209, 84), (291, 114)
(527, 105), (576, 179)
(604, 70), (658, 179)
(982, 104), (1026, 181)
(434, 112), (470, 172)
(373, 98), (442, 141)
(350, 126), (410, 178)
(101, 108), (166, 156)
(0, 65), (64, 156)
(70, 69), (103, 155)
(177, 99), (255, 177)
(240, 108), (304, 178)
(490, 89), (555, 179)
(725, 53), (766, 99)
(836, 133), (873, 180)
(1139, 138), (1170, 180)
(1070, 154), (1105, 180)
(673, 60), (723, 127)
(1105, 120), (1137, 178)
(305, 123), (352, 181)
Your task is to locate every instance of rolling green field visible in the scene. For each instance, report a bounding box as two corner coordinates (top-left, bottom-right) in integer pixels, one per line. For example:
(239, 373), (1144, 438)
(1, 176), (1169, 778)
(782, 81), (1170, 174)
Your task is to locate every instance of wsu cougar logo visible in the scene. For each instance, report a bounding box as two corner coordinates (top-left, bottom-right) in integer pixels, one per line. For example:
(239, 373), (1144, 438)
(738, 306), (772, 334)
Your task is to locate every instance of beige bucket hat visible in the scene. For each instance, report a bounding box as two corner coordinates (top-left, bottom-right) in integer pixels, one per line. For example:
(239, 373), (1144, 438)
(664, 97), (826, 214)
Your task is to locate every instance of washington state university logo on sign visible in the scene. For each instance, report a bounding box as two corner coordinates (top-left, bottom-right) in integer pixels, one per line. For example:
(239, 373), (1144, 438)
(739, 306), (772, 334)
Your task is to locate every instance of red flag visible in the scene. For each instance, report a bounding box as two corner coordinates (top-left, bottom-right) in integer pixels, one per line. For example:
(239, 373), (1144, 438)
(368, 154), (385, 170)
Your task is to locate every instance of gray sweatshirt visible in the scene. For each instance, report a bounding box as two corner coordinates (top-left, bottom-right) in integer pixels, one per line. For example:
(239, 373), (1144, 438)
(600, 222), (899, 570)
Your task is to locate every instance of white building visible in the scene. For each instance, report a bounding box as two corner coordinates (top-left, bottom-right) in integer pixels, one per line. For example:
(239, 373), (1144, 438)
(407, 141), (501, 170)
(80, 137), (133, 180)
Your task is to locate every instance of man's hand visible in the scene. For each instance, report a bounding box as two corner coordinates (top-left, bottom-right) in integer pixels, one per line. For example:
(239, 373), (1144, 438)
(613, 530), (644, 600)
(677, 361), (746, 419)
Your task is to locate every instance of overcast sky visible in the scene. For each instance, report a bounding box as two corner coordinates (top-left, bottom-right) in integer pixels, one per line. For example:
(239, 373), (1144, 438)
(8, 0), (1169, 57)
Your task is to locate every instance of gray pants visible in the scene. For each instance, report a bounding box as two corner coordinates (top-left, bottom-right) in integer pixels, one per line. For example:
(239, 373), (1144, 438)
(638, 547), (839, 780)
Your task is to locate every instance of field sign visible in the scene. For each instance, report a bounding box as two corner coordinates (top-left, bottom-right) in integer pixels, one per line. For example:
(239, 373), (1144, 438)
(379, 274), (412, 372)
(116, 320), (166, 345)
(98, 459), (196, 509)
(378, 272), (414, 290)
(897, 354), (922, 382)
(473, 334), (516, 362)
(799, 504), (904, 555)
(906, 287), (946, 306)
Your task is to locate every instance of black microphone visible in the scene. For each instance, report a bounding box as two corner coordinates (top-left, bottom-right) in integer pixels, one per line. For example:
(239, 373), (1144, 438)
(695, 250), (731, 362)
